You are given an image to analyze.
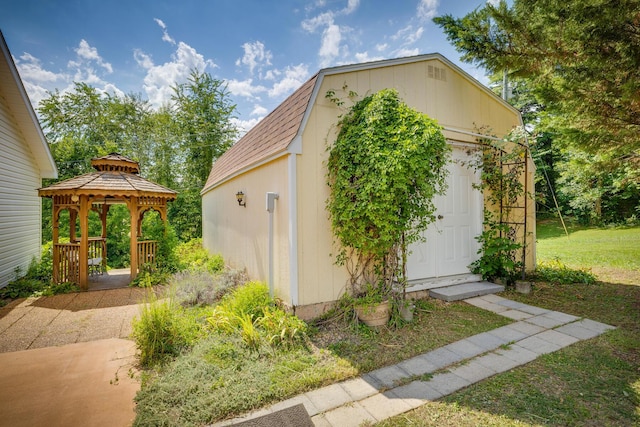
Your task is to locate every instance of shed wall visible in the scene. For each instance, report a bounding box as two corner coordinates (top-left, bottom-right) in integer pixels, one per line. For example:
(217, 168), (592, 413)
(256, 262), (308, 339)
(0, 93), (43, 287)
(202, 156), (291, 302)
(296, 58), (530, 307)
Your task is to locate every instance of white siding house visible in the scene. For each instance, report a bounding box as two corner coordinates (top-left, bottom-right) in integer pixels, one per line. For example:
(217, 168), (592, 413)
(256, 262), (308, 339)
(0, 31), (57, 287)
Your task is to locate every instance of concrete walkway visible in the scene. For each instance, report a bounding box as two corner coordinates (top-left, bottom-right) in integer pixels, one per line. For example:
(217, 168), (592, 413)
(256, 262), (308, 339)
(216, 294), (615, 427)
(0, 286), (148, 353)
(0, 287), (148, 427)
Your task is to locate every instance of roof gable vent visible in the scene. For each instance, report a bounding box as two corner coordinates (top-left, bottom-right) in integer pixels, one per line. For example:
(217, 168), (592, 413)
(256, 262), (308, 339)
(427, 64), (447, 82)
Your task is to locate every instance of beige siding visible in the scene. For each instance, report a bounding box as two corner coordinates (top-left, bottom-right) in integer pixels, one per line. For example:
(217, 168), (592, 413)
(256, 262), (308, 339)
(202, 156), (291, 302)
(296, 58), (530, 306)
(0, 93), (42, 287)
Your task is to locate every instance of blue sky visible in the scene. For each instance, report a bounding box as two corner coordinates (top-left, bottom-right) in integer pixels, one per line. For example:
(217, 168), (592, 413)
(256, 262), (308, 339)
(1, 0), (491, 132)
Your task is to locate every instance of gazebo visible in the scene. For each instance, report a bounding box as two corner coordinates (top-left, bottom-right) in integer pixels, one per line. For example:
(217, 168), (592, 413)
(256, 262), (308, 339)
(38, 153), (177, 290)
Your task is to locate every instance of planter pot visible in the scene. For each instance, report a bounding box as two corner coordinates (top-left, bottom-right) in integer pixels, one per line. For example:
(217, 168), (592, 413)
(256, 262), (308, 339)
(399, 303), (415, 322)
(355, 300), (390, 327)
(515, 281), (532, 294)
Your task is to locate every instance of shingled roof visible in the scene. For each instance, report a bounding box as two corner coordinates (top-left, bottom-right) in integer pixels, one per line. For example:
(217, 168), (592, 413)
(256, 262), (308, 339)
(38, 153), (176, 199)
(202, 74), (318, 193)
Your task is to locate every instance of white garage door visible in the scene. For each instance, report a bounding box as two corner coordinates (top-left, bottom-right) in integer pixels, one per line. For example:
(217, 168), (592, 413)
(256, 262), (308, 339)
(406, 145), (483, 286)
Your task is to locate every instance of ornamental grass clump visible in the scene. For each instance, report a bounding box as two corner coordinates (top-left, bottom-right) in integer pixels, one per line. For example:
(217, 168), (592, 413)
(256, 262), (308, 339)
(207, 281), (308, 350)
(326, 88), (450, 301)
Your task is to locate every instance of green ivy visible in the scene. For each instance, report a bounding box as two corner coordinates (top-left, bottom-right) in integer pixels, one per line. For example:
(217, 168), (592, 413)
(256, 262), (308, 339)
(326, 88), (450, 295)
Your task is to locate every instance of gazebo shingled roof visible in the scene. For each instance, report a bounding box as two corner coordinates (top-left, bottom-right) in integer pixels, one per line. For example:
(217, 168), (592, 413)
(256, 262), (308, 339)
(38, 153), (177, 290)
(38, 153), (177, 199)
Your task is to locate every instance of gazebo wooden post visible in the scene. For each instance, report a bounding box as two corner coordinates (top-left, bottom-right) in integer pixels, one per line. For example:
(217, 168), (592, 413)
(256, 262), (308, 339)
(52, 202), (60, 283)
(78, 195), (89, 290)
(129, 196), (139, 280)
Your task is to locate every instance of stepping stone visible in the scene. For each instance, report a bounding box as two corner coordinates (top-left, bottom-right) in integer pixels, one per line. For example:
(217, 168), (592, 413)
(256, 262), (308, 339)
(430, 282), (504, 302)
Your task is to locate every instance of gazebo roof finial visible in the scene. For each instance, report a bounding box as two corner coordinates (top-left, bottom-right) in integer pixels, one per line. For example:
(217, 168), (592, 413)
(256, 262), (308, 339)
(91, 152), (140, 174)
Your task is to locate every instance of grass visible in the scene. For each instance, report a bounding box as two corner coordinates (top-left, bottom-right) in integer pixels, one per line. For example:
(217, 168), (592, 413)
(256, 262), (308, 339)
(133, 220), (639, 426)
(133, 284), (511, 426)
(376, 220), (640, 426)
(536, 219), (640, 284)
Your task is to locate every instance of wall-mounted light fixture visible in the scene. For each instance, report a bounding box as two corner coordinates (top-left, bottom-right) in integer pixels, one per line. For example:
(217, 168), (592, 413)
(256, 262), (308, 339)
(236, 191), (246, 207)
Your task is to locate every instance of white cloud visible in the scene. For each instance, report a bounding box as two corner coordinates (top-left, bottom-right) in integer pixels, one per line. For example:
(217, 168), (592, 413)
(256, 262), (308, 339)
(301, 12), (334, 32)
(406, 27), (424, 44)
(486, 0), (500, 5)
(354, 51), (385, 63)
(15, 52), (64, 83)
(262, 69), (280, 81)
(73, 39), (113, 74)
(343, 0), (360, 14)
(417, 0), (439, 22)
(236, 41), (272, 74)
(227, 78), (267, 99)
(376, 43), (388, 52)
(154, 18), (176, 45)
(140, 41), (217, 107)
(301, 0), (360, 67)
(393, 47), (420, 57)
(318, 24), (342, 67)
(133, 49), (154, 69)
(250, 104), (268, 116)
(231, 117), (263, 136)
(267, 64), (310, 98)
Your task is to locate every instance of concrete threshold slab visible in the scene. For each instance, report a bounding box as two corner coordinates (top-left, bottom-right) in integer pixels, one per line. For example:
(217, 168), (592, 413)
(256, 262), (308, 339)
(429, 281), (504, 302)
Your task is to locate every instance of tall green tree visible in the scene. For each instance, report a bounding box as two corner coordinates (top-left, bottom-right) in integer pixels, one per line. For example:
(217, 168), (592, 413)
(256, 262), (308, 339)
(435, 0), (640, 153)
(435, 0), (640, 222)
(170, 70), (238, 240)
(38, 69), (238, 248)
(172, 70), (237, 189)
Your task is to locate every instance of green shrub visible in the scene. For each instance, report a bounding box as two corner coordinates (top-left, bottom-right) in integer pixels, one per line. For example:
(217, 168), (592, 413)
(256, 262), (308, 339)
(220, 281), (272, 319)
(0, 244), (58, 299)
(207, 281), (308, 351)
(176, 238), (224, 273)
(172, 268), (247, 307)
(533, 259), (597, 285)
(131, 292), (202, 366)
(258, 306), (308, 349)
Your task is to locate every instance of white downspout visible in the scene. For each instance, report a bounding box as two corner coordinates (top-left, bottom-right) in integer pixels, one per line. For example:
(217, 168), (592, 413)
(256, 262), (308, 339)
(266, 191), (279, 298)
(287, 149), (300, 307)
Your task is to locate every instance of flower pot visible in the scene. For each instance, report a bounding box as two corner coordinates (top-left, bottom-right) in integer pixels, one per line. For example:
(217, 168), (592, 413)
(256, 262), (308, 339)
(355, 300), (390, 327)
(515, 281), (532, 294)
(399, 303), (415, 322)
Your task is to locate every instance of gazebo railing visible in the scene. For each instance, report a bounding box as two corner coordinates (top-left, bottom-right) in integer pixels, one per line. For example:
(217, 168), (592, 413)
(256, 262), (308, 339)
(137, 240), (157, 272)
(53, 243), (80, 284)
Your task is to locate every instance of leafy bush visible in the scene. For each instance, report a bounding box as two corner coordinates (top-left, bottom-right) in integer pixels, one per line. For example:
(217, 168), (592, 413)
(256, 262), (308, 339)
(218, 281), (272, 319)
(172, 268), (247, 307)
(258, 306), (308, 349)
(131, 292), (203, 366)
(176, 238), (224, 273)
(207, 281), (308, 350)
(533, 259), (597, 285)
(470, 212), (523, 284)
(0, 244), (69, 300)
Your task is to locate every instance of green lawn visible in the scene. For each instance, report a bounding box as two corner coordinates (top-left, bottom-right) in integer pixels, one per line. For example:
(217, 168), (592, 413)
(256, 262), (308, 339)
(376, 220), (640, 426)
(536, 220), (640, 284)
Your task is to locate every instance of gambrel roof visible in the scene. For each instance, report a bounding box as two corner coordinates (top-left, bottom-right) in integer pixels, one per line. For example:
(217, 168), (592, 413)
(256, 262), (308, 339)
(202, 74), (318, 193)
(202, 53), (520, 194)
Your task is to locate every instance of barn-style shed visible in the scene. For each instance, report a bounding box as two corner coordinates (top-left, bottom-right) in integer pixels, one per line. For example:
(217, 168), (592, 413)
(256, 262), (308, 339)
(202, 54), (535, 318)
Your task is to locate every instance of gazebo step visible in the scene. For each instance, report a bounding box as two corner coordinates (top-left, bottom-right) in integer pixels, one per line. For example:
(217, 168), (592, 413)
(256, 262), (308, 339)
(429, 281), (504, 302)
